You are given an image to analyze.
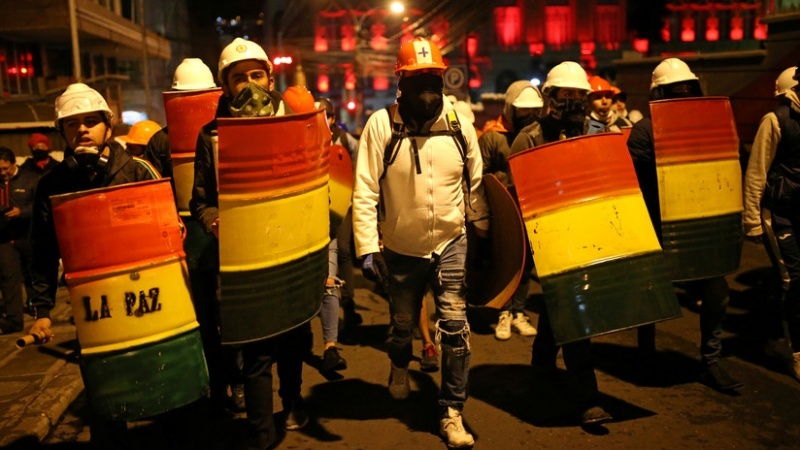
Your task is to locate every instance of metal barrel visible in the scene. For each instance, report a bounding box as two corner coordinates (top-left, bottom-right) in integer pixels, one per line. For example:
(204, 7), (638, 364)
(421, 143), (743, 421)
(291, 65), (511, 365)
(216, 110), (332, 344)
(509, 133), (680, 345)
(328, 144), (354, 236)
(50, 179), (208, 420)
(163, 88), (222, 215)
(651, 97), (743, 281)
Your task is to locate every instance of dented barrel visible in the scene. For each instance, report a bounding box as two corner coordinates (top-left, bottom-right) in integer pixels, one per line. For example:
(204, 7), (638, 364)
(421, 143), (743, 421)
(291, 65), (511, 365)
(50, 179), (208, 420)
(509, 133), (679, 345)
(651, 97), (743, 281)
(216, 109), (331, 344)
(163, 88), (222, 215)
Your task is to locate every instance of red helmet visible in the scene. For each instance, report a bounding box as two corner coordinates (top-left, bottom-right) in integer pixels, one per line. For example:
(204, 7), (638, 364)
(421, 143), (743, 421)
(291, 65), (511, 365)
(394, 37), (447, 76)
(283, 85), (316, 113)
(587, 76), (614, 96)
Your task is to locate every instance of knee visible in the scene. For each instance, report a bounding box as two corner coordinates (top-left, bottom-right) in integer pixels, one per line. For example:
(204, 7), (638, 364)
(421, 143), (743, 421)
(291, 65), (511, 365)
(437, 320), (470, 352)
(391, 312), (414, 341)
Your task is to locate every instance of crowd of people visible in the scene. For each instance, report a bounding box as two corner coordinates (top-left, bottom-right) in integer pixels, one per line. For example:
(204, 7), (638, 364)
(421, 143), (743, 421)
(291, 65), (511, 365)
(0, 32), (798, 450)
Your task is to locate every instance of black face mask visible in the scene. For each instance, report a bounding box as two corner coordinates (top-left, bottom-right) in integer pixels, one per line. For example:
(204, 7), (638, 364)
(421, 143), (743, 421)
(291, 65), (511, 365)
(31, 150), (49, 161)
(398, 73), (444, 128)
(513, 111), (538, 132)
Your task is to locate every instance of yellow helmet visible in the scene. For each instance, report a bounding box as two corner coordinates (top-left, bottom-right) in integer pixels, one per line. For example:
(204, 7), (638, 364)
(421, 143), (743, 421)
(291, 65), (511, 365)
(119, 120), (162, 146)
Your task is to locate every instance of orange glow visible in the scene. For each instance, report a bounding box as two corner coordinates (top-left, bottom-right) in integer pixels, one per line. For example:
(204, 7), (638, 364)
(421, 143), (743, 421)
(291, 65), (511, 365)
(314, 25), (328, 52)
(467, 34), (478, 58)
(633, 38), (649, 54)
(681, 17), (695, 42)
(469, 64), (481, 88)
(341, 24), (355, 51)
(345, 70), (356, 91)
(370, 23), (388, 50)
(317, 74), (329, 93)
(730, 16), (743, 41)
(705, 17), (719, 42)
(373, 76), (389, 91)
(661, 19), (671, 42)
(494, 6), (521, 48)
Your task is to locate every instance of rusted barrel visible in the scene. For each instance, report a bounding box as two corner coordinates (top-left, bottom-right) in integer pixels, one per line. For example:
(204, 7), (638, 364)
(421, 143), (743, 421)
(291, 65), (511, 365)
(163, 88), (222, 215)
(216, 109), (331, 344)
(51, 179), (208, 420)
(509, 133), (679, 345)
(651, 97), (743, 281)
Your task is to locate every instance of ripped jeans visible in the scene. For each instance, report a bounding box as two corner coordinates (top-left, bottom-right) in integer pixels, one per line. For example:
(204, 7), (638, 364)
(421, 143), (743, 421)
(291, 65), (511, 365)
(383, 234), (471, 409)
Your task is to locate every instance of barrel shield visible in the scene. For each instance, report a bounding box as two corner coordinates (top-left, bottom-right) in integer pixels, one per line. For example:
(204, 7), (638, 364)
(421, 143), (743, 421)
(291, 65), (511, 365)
(216, 110), (332, 344)
(328, 144), (354, 235)
(509, 133), (679, 344)
(651, 97), (743, 280)
(50, 179), (208, 419)
(163, 88), (223, 212)
(466, 174), (525, 308)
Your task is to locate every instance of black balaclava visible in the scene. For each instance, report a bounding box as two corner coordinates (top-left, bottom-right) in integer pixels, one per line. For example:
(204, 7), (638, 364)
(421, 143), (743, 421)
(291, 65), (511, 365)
(397, 72), (444, 133)
(543, 87), (587, 138)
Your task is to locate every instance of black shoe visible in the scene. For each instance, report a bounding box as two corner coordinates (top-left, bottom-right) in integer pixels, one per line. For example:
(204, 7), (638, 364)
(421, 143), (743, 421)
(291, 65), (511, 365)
(699, 363), (743, 391)
(284, 397), (309, 431)
(0, 317), (23, 335)
(322, 347), (347, 373)
(581, 406), (613, 425)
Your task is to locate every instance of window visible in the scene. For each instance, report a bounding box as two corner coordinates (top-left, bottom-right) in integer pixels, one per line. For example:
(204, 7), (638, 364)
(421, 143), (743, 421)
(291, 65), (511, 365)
(545, 6), (574, 48)
(494, 7), (522, 49)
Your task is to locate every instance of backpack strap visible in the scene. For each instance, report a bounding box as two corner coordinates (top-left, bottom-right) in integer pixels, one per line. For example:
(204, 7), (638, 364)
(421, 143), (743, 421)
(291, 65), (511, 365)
(381, 105), (405, 180)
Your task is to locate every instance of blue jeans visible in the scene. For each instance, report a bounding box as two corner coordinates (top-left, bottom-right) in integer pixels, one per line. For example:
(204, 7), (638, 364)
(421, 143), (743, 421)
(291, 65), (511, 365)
(384, 234), (471, 409)
(321, 239), (341, 344)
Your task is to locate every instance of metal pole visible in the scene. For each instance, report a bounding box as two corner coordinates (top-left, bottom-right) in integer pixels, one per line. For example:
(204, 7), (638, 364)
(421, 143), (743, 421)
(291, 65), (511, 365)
(139, 0), (152, 118)
(68, 0), (82, 82)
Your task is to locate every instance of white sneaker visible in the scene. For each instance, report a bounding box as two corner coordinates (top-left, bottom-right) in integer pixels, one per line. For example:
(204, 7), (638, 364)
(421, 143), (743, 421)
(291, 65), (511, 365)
(495, 311), (512, 340)
(388, 363), (410, 400)
(440, 407), (474, 448)
(511, 313), (538, 336)
(790, 352), (800, 382)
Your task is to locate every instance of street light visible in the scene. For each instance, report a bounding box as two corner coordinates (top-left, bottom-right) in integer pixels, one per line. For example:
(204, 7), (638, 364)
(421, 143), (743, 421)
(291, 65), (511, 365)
(347, 1), (405, 131)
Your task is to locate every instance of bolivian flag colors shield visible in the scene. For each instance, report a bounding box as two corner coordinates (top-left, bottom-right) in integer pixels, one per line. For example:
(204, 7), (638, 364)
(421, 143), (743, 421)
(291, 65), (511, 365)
(216, 109), (332, 344)
(163, 88), (222, 215)
(51, 179), (208, 420)
(509, 133), (680, 345)
(651, 97), (743, 281)
(328, 143), (354, 236)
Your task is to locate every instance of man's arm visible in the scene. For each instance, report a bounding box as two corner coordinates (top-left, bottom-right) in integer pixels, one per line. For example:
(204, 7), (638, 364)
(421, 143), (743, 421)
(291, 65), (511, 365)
(189, 127), (220, 235)
(352, 112), (388, 258)
(462, 119), (490, 235)
(743, 113), (780, 237)
(26, 176), (60, 342)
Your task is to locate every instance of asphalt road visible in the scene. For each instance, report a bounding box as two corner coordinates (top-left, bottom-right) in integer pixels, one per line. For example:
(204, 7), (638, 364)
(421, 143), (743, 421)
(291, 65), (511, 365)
(26, 240), (800, 449)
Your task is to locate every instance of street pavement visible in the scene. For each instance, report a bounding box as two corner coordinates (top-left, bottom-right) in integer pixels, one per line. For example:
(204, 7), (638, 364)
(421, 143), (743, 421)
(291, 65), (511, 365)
(1, 240), (800, 449)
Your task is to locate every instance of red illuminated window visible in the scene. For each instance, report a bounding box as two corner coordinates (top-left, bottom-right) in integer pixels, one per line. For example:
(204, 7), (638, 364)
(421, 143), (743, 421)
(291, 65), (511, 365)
(345, 70), (356, 91)
(370, 23), (388, 50)
(528, 43), (545, 56)
(754, 18), (767, 40)
(317, 74), (330, 93)
(373, 76), (389, 91)
(596, 5), (621, 48)
(706, 16), (719, 42)
(633, 38), (649, 54)
(314, 24), (328, 52)
(341, 24), (355, 51)
(730, 16), (743, 40)
(580, 42), (595, 55)
(466, 34), (478, 58)
(494, 7), (521, 49)
(545, 6), (573, 48)
(661, 19), (671, 42)
(681, 17), (695, 42)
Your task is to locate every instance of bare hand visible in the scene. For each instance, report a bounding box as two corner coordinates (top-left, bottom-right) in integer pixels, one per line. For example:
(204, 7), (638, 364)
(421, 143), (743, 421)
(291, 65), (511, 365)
(4, 206), (20, 219)
(28, 318), (55, 344)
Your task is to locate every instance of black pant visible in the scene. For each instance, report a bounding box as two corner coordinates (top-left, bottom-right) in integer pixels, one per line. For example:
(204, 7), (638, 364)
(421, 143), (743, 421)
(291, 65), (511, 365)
(763, 208), (800, 351)
(0, 240), (24, 327)
(242, 324), (309, 450)
(531, 306), (598, 407)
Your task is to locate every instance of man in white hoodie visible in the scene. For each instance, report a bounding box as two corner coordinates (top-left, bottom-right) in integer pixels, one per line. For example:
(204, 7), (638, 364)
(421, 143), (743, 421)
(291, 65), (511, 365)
(352, 36), (489, 449)
(742, 65), (800, 383)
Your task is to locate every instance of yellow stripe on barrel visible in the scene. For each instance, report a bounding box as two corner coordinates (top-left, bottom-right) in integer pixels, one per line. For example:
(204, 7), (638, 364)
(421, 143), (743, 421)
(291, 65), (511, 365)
(658, 159), (742, 222)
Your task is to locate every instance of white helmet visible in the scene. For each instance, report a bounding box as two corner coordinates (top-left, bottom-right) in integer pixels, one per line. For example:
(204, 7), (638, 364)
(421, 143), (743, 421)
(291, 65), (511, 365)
(650, 58), (698, 90)
(513, 86), (544, 108)
(218, 38), (273, 84)
(775, 66), (798, 97)
(54, 83), (114, 129)
(542, 61), (591, 94)
(173, 58), (216, 91)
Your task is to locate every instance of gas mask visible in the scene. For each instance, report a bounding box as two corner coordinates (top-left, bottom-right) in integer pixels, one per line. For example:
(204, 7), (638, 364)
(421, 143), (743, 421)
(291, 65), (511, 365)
(228, 82), (275, 118)
(68, 145), (109, 175)
(398, 73), (444, 128)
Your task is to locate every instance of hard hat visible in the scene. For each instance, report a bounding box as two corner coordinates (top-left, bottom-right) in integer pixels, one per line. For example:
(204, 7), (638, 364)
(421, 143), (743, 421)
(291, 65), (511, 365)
(775, 66), (798, 97)
(54, 83), (115, 129)
(611, 85), (622, 95)
(173, 58), (216, 91)
(542, 61), (591, 94)
(395, 37), (447, 76)
(650, 57), (698, 90)
(283, 85), (316, 113)
(513, 86), (544, 108)
(318, 97), (335, 118)
(118, 120), (162, 146)
(218, 37), (273, 84)
(588, 76), (614, 95)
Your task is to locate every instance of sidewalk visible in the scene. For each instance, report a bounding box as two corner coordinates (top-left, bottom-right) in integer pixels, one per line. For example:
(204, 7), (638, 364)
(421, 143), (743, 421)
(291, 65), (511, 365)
(0, 287), (83, 448)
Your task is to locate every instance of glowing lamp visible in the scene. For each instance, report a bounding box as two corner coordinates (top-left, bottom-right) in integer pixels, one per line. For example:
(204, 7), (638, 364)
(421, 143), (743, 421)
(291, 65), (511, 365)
(373, 76), (389, 91)
(633, 38), (649, 54)
(317, 74), (330, 93)
(681, 17), (695, 42)
(730, 17), (743, 40)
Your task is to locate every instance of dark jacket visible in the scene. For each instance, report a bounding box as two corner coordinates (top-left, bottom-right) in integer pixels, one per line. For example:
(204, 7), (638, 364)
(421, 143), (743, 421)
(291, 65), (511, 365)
(626, 116), (662, 237)
(764, 98), (800, 213)
(29, 142), (159, 319)
(0, 166), (39, 243)
(19, 157), (59, 176)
